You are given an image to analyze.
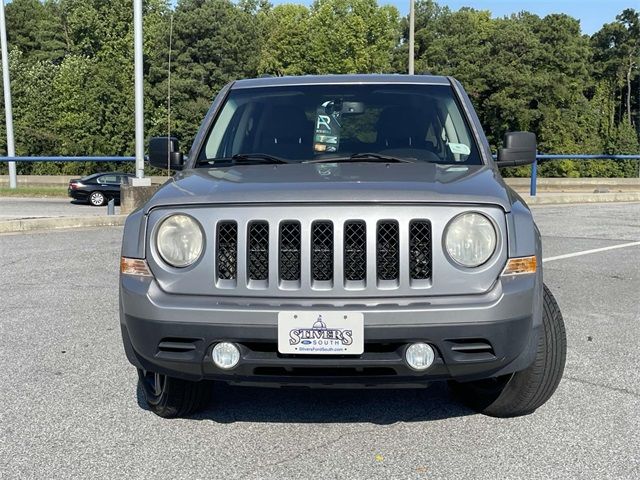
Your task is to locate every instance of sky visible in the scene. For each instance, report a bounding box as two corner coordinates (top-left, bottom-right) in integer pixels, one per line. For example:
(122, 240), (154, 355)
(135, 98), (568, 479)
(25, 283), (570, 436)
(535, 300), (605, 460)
(272, 0), (635, 35)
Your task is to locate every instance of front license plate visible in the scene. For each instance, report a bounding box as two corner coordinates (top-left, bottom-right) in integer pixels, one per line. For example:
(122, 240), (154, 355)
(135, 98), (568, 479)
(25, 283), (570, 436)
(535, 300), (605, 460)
(278, 311), (364, 355)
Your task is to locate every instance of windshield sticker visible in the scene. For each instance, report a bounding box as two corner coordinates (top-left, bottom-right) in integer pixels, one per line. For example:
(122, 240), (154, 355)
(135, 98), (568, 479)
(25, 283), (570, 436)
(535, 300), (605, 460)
(314, 101), (342, 153)
(448, 143), (471, 155)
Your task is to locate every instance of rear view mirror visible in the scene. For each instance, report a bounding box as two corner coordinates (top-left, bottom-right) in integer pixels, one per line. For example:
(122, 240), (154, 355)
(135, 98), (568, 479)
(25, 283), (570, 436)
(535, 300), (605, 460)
(496, 132), (536, 167)
(148, 136), (184, 170)
(341, 101), (365, 114)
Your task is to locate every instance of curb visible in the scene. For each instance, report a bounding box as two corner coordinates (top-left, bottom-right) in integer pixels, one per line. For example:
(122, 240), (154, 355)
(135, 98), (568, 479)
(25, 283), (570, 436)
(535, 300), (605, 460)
(524, 192), (640, 205)
(0, 214), (127, 233)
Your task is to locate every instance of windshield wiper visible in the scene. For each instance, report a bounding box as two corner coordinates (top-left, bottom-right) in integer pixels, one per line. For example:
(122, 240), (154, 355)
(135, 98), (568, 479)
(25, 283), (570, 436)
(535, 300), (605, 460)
(232, 153), (290, 164)
(201, 153), (290, 166)
(306, 153), (415, 164)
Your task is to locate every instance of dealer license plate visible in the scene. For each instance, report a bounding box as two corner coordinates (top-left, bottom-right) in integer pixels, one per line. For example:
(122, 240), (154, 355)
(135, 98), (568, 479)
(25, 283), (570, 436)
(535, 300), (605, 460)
(277, 311), (364, 355)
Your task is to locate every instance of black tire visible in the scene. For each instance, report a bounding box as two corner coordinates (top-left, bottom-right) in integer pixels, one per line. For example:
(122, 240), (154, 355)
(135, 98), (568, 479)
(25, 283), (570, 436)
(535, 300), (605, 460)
(137, 369), (214, 418)
(88, 191), (106, 206)
(450, 284), (566, 417)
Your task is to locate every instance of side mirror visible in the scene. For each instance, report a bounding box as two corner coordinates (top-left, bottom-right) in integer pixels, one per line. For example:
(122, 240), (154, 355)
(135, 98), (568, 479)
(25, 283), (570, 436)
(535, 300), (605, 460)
(148, 136), (184, 170)
(496, 132), (536, 167)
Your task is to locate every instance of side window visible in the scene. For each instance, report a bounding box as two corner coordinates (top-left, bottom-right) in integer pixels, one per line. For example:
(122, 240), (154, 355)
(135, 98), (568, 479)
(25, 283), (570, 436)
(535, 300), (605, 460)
(441, 98), (474, 162)
(205, 99), (239, 159)
(98, 175), (117, 184)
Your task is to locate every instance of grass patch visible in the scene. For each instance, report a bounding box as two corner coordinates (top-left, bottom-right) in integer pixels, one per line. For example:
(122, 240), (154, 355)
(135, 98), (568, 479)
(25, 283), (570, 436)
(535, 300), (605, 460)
(0, 186), (69, 197)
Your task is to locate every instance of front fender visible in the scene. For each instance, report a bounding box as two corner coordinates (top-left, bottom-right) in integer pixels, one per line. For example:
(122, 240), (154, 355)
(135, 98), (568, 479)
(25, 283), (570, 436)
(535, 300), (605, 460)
(121, 208), (148, 259)
(504, 188), (543, 361)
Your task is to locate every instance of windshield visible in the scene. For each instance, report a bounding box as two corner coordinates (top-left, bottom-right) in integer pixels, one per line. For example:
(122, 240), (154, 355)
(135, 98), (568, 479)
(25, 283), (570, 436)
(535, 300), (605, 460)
(198, 84), (482, 166)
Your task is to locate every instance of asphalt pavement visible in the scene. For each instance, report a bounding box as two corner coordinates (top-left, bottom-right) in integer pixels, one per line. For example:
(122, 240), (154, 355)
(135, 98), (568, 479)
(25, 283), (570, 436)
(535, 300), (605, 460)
(0, 202), (639, 479)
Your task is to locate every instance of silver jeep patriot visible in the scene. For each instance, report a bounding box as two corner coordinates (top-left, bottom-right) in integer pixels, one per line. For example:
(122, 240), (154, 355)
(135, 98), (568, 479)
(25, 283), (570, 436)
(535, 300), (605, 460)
(119, 75), (567, 418)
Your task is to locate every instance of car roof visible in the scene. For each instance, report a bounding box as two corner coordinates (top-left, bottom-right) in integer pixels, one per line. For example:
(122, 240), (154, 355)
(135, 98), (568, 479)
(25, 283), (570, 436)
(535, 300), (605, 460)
(231, 74), (451, 90)
(81, 172), (132, 180)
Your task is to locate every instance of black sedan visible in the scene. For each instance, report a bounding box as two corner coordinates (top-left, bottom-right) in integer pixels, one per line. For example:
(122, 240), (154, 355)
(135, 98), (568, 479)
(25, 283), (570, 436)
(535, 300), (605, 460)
(68, 172), (135, 206)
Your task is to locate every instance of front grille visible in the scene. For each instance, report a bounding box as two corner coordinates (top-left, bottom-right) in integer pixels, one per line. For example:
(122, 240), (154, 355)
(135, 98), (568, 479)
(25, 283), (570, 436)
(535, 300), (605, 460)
(344, 221), (366, 281)
(409, 220), (432, 280)
(248, 222), (269, 281)
(216, 221), (237, 280)
(279, 222), (301, 281)
(312, 221), (333, 281)
(377, 221), (399, 281)
(212, 217), (432, 290)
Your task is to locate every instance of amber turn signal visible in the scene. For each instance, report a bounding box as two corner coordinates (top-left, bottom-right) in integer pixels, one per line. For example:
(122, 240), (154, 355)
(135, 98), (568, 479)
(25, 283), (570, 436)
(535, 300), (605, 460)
(502, 256), (537, 275)
(120, 257), (152, 277)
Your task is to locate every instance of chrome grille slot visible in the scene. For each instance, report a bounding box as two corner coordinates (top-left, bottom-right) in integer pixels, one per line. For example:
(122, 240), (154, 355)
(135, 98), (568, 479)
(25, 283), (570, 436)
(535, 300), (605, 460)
(344, 221), (366, 282)
(216, 221), (237, 280)
(312, 221), (333, 281)
(409, 220), (432, 281)
(248, 221), (269, 281)
(377, 221), (400, 281)
(279, 221), (301, 281)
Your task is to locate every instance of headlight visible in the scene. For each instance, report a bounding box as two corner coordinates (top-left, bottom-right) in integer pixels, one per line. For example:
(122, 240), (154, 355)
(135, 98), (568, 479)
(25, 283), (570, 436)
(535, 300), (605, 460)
(444, 212), (497, 267)
(156, 214), (204, 267)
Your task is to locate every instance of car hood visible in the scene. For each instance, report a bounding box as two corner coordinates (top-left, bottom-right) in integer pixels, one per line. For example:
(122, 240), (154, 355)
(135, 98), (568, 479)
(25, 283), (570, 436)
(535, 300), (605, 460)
(145, 162), (514, 213)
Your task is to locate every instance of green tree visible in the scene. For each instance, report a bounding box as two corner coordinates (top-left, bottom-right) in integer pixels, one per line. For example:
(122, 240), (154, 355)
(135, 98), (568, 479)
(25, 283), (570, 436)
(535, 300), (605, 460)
(592, 9), (640, 127)
(147, 0), (262, 146)
(258, 4), (311, 76)
(306, 0), (400, 74)
(413, 7), (493, 97)
(0, 1), (638, 179)
(396, 0), (450, 72)
(6, 0), (67, 62)
(1, 0), (169, 175)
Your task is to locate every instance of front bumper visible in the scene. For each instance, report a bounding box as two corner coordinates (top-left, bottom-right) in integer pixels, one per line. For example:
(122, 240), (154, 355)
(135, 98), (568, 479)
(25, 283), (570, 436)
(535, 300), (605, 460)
(120, 274), (542, 387)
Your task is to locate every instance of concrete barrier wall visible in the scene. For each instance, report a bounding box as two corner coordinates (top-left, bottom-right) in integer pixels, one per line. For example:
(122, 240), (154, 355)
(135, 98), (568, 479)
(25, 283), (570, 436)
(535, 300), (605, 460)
(120, 184), (160, 215)
(0, 175), (170, 186)
(505, 177), (640, 193)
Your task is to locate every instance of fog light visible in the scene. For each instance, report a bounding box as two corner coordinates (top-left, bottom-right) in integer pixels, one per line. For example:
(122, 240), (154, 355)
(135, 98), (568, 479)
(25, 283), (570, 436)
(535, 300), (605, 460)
(212, 342), (240, 370)
(405, 343), (435, 371)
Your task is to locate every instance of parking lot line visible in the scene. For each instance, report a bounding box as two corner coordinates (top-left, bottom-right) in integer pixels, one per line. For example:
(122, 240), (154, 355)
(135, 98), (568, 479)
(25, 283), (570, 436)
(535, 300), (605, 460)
(543, 240), (640, 263)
